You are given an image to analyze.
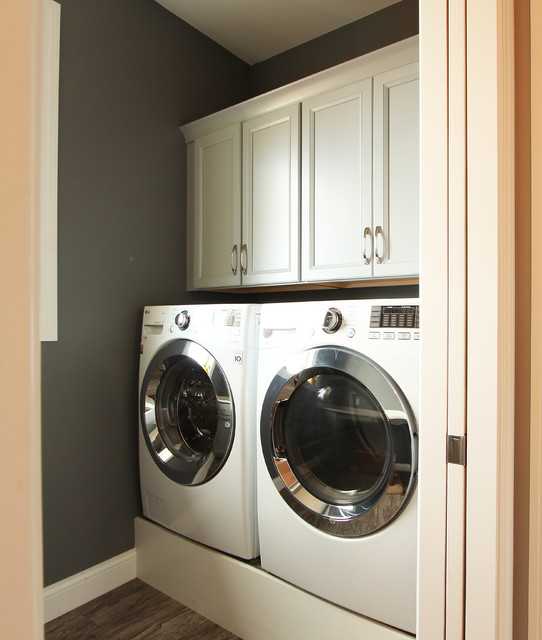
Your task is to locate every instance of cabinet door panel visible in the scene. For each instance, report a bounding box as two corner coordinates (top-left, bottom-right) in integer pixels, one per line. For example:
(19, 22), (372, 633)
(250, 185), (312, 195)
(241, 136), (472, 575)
(373, 64), (419, 277)
(242, 105), (300, 286)
(302, 80), (373, 282)
(189, 124), (241, 289)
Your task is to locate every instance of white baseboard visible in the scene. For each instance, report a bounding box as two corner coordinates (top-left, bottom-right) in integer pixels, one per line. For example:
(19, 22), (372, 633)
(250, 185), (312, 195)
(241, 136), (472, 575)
(43, 549), (137, 623)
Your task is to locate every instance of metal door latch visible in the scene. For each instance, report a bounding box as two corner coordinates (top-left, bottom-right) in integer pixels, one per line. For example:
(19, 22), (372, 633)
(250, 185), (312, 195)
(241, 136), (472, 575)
(447, 434), (466, 466)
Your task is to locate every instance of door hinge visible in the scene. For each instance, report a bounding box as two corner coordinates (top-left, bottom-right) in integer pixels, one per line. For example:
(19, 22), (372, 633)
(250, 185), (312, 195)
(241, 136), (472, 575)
(447, 434), (466, 466)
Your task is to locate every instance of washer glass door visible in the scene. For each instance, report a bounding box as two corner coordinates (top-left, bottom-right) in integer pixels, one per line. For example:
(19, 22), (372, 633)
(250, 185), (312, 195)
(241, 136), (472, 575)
(141, 340), (234, 486)
(260, 346), (417, 537)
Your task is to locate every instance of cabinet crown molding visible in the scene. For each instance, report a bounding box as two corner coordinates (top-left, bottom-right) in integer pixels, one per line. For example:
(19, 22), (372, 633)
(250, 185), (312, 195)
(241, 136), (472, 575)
(180, 35), (419, 143)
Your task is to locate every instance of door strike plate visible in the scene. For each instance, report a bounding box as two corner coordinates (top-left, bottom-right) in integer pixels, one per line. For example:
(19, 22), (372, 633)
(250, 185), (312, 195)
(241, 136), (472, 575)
(447, 434), (466, 466)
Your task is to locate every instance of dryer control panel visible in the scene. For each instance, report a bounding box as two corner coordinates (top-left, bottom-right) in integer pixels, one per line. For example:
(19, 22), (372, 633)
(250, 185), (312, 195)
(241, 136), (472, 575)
(370, 305), (419, 329)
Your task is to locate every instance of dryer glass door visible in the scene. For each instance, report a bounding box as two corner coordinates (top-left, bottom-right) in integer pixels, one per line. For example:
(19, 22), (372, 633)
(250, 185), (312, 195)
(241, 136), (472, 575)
(141, 340), (234, 486)
(260, 346), (417, 537)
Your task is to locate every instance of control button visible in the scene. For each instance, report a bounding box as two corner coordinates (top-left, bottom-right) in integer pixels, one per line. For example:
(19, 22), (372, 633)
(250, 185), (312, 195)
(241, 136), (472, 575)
(383, 332), (395, 340)
(414, 332), (420, 340)
(347, 328), (356, 338)
(169, 325), (175, 333)
(369, 331), (381, 339)
(398, 332), (411, 340)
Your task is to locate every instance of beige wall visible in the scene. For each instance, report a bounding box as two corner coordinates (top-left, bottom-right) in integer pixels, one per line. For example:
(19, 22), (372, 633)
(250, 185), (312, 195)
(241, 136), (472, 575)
(515, 1), (531, 638)
(0, 0), (43, 637)
(530, 0), (542, 637)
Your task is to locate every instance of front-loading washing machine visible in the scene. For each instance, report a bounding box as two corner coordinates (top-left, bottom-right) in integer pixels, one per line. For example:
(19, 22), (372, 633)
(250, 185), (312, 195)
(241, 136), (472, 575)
(257, 299), (419, 634)
(139, 303), (260, 560)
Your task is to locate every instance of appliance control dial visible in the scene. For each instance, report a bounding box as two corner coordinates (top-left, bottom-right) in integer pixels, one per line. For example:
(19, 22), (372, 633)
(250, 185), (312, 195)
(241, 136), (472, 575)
(322, 307), (342, 334)
(175, 310), (190, 331)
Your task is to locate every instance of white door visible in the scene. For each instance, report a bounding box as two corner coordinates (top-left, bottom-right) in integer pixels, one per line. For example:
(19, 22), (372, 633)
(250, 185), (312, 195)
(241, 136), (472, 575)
(188, 124), (241, 289)
(373, 63), (419, 278)
(301, 79), (373, 282)
(242, 104), (300, 286)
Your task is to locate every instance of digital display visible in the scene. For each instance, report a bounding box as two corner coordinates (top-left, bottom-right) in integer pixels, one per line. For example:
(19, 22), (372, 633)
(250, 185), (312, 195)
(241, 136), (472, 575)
(370, 305), (419, 329)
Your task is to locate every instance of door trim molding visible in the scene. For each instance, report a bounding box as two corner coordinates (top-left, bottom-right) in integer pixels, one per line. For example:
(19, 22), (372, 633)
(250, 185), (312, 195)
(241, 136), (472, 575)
(530, 0), (542, 636)
(417, 1), (450, 637)
(465, 0), (516, 637)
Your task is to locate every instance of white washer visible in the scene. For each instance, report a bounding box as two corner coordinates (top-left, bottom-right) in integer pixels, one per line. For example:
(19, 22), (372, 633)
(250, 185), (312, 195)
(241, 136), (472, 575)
(257, 299), (419, 633)
(139, 304), (260, 560)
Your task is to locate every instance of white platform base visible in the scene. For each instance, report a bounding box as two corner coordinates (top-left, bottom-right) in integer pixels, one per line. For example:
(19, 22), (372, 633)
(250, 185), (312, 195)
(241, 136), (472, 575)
(43, 549), (137, 623)
(135, 517), (413, 640)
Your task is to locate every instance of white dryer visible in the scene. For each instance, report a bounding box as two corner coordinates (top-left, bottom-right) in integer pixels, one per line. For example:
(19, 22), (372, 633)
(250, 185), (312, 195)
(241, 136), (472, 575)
(139, 304), (260, 560)
(257, 299), (419, 634)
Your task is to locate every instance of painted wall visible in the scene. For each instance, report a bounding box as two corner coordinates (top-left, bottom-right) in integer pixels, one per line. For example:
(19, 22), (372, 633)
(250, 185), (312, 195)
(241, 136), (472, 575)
(41, 0), (250, 587)
(250, 0), (418, 96)
(42, 0), (419, 587)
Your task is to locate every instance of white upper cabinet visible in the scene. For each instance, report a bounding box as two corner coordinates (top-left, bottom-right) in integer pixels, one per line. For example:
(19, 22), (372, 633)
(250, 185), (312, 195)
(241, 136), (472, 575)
(182, 37), (419, 290)
(373, 63), (419, 277)
(242, 104), (300, 286)
(188, 124), (241, 289)
(301, 80), (373, 282)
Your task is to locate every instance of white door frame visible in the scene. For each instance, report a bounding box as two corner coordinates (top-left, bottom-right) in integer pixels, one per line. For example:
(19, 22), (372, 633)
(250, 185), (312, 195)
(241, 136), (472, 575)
(418, 0), (515, 638)
(417, 1), (449, 637)
(465, 0), (515, 637)
(1, 0), (517, 637)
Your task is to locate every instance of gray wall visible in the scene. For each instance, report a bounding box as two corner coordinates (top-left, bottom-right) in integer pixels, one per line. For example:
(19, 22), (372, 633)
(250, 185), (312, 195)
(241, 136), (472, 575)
(250, 0), (418, 96)
(42, 0), (418, 587)
(41, 0), (250, 587)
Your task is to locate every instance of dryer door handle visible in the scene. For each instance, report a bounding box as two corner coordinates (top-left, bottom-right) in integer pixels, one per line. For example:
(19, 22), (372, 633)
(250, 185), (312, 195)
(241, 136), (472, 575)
(271, 399), (288, 459)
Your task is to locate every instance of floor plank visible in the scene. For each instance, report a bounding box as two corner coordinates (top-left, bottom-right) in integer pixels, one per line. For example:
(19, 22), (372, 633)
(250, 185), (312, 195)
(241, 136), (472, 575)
(44, 579), (241, 640)
(44, 609), (105, 640)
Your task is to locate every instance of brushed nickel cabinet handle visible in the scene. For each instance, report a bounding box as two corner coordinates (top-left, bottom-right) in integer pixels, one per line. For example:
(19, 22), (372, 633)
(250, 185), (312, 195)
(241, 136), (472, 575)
(240, 244), (248, 276)
(362, 227), (372, 265)
(231, 244), (238, 276)
(375, 226), (385, 264)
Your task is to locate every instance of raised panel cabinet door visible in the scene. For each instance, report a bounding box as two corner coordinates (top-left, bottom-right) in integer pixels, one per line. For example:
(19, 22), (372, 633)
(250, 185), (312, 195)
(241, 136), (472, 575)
(373, 63), (420, 278)
(188, 124), (242, 289)
(242, 104), (300, 286)
(301, 79), (373, 282)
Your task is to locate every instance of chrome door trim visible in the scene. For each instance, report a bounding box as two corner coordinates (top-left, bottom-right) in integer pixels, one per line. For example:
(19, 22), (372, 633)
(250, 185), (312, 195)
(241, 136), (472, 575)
(140, 339), (235, 486)
(260, 346), (417, 537)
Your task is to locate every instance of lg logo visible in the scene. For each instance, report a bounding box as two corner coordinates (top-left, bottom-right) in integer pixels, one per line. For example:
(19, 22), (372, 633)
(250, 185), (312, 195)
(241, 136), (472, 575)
(234, 352), (243, 365)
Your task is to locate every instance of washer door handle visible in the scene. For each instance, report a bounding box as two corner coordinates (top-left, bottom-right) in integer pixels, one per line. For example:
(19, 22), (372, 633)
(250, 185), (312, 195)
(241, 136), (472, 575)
(271, 399), (288, 459)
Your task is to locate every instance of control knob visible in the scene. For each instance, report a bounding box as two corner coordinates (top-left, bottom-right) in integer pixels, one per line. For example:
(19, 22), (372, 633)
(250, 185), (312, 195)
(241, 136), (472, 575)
(322, 307), (342, 334)
(175, 310), (190, 331)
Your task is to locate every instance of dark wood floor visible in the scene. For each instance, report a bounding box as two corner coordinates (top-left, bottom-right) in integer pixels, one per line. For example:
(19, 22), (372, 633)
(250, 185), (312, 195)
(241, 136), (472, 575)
(44, 578), (241, 639)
